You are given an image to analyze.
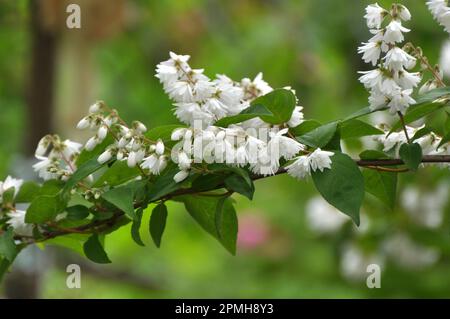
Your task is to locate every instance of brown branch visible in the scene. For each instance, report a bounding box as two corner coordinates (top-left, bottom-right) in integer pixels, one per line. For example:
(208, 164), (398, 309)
(19, 155), (450, 244)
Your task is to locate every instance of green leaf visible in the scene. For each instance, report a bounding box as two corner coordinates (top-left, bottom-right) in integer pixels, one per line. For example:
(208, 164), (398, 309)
(437, 133), (450, 149)
(289, 120), (322, 136)
(46, 233), (89, 257)
(66, 205), (90, 220)
(1, 188), (15, 205)
(343, 106), (387, 122)
(83, 234), (111, 264)
(149, 203), (168, 248)
(64, 157), (106, 193)
(215, 104), (274, 127)
(312, 152), (364, 225)
(363, 169), (397, 210)
(93, 160), (140, 187)
(131, 208), (145, 246)
(296, 122), (338, 148)
(26, 193), (67, 224)
(399, 143), (423, 171)
(0, 257), (13, 282)
(101, 185), (136, 220)
(147, 166), (183, 201)
(145, 124), (186, 143)
(181, 195), (238, 255)
(224, 174), (254, 200)
(340, 119), (383, 139)
(359, 150), (390, 160)
(15, 181), (40, 203)
(411, 127), (432, 142)
(0, 229), (17, 261)
(254, 89), (297, 124)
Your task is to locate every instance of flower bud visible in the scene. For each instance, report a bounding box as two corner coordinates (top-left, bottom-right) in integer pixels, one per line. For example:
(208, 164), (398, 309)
(89, 101), (105, 114)
(85, 137), (98, 151)
(98, 149), (113, 164)
(155, 140), (165, 155)
(133, 121), (147, 134)
(77, 117), (90, 130)
(97, 125), (108, 140)
(171, 128), (186, 141)
(173, 170), (189, 183)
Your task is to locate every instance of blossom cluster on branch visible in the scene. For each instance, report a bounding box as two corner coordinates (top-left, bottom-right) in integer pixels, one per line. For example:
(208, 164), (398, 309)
(0, 2), (450, 279)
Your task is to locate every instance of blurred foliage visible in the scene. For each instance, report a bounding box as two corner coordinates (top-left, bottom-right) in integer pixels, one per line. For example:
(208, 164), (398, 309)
(0, 0), (450, 298)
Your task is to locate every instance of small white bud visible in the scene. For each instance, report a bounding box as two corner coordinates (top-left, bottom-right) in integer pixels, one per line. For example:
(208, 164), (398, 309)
(89, 101), (104, 114)
(118, 136), (130, 148)
(97, 125), (108, 140)
(85, 137), (98, 151)
(117, 150), (124, 160)
(155, 140), (165, 155)
(35, 136), (50, 156)
(173, 170), (189, 183)
(171, 128), (186, 141)
(133, 121), (147, 134)
(127, 151), (137, 167)
(158, 155), (168, 173)
(76, 117), (90, 130)
(98, 149), (113, 164)
(178, 152), (191, 170)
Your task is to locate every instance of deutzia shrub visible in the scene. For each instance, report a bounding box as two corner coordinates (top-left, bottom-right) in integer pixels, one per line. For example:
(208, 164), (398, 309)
(0, 2), (449, 280)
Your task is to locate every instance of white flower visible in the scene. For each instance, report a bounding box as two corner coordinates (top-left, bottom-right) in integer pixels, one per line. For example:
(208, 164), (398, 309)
(0, 176), (23, 203)
(387, 88), (415, 114)
(7, 210), (34, 237)
(306, 196), (349, 234)
(167, 81), (194, 103)
(396, 71), (421, 89)
(358, 69), (383, 89)
(286, 155), (310, 180)
(35, 135), (51, 157)
(127, 149), (145, 168)
(358, 42), (382, 66)
(268, 128), (303, 160)
(340, 244), (384, 281)
(384, 47), (416, 72)
(98, 149), (113, 164)
(427, 0), (449, 20)
(364, 3), (387, 28)
(155, 140), (165, 156)
(85, 136), (99, 151)
(287, 106), (304, 127)
(383, 233), (439, 269)
(97, 125), (108, 140)
(174, 170), (190, 183)
(62, 139), (82, 159)
(368, 90), (388, 110)
(33, 155), (58, 180)
(308, 148), (334, 172)
(76, 116), (90, 130)
(383, 20), (410, 44)
(171, 128), (187, 141)
(398, 4), (412, 21)
(439, 40), (450, 78)
(89, 101), (103, 114)
(132, 121), (147, 134)
(380, 77), (400, 95)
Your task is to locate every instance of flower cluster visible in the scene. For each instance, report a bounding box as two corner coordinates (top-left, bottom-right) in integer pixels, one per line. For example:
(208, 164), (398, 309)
(77, 101), (168, 174)
(358, 3), (421, 114)
(156, 52), (271, 127)
(32, 135), (82, 181)
(427, 0), (450, 33)
(375, 124), (450, 158)
(155, 52), (326, 182)
(0, 176), (33, 237)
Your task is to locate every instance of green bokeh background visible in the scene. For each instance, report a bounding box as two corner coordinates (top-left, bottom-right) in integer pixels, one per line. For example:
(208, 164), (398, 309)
(1, 0), (450, 298)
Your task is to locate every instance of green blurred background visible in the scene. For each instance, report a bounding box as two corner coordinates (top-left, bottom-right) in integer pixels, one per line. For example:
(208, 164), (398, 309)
(1, 0), (450, 298)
